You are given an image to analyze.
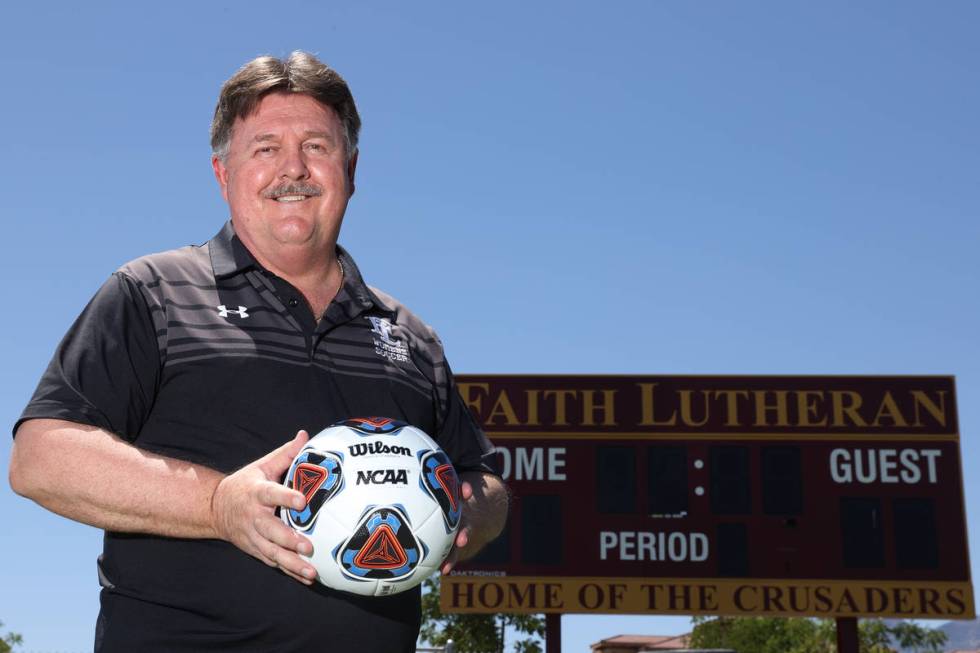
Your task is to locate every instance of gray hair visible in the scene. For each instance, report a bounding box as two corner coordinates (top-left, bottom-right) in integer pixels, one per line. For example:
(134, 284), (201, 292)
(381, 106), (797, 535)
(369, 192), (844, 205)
(210, 51), (361, 161)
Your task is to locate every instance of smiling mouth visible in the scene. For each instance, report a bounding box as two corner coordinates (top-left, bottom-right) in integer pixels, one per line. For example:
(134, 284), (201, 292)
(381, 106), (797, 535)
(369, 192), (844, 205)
(264, 183), (323, 202)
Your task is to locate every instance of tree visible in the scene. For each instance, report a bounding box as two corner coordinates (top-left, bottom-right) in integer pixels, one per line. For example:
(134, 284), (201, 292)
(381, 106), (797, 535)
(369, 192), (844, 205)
(689, 616), (946, 653)
(860, 620), (947, 653)
(0, 621), (23, 653)
(420, 576), (545, 653)
(690, 616), (831, 653)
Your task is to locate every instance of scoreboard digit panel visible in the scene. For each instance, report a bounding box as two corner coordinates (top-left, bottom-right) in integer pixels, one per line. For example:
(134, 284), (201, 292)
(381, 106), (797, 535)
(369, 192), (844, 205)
(443, 375), (973, 619)
(483, 437), (965, 581)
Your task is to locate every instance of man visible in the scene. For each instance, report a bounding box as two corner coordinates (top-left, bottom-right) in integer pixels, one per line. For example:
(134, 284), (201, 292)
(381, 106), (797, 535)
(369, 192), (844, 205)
(9, 52), (507, 652)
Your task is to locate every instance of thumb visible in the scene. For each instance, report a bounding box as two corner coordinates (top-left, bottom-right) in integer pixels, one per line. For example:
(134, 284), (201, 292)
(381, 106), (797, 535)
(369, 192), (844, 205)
(259, 429), (310, 477)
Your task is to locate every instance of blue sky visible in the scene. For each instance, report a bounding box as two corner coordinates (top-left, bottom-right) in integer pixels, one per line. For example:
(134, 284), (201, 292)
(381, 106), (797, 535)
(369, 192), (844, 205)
(1, 1), (978, 651)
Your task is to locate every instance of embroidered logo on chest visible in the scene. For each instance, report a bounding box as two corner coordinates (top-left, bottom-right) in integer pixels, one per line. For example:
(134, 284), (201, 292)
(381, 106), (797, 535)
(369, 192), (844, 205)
(217, 305), (249, 319)
(367, 316), (409, 363)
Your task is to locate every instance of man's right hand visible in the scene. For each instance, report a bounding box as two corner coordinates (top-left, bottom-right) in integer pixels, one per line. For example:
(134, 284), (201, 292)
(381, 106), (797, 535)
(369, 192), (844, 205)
(209, 430), (318, 585)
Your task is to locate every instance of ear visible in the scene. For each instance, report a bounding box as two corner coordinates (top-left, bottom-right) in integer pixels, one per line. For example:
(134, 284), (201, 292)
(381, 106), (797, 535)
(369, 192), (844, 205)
(346, 150), (359, 197)
(212, 155), (230, 202)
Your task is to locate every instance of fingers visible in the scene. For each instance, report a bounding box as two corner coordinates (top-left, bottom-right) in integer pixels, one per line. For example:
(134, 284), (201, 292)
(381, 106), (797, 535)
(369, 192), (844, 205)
(255, 512), (313, 556)
(441, 522), (471, 575)
(440, 549), (458, 575)
(258, 430), (311, 477)
(455, 525), (470, 549)
(253, 515), (316, 584)
(259, 481), (306, 511)
(282, 567), (315, 585)
(438, 481), (474, 575)
(256, 540), (315, 585)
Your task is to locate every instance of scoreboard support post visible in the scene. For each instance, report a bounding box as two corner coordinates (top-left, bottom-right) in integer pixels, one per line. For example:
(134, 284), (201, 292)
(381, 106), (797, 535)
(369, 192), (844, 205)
(545, 613), (561, 653)
(835, 617), (858, 653)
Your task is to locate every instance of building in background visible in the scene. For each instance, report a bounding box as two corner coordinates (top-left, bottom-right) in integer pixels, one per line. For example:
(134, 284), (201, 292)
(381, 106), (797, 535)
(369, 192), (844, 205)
(591, 633), (735, 652)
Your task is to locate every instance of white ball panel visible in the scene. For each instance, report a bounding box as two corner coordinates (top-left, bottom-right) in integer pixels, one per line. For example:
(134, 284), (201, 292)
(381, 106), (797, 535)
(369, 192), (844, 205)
(416, 501), (458, 568)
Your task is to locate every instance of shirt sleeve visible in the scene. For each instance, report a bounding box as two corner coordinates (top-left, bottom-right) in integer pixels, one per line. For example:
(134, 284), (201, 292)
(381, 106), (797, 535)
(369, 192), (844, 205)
(14, 272), (161, 441)
(433, 355), (500, 476)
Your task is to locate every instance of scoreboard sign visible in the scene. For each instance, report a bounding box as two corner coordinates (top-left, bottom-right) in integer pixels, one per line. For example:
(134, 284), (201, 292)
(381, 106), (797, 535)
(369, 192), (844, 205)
(441, 375), (974, 620)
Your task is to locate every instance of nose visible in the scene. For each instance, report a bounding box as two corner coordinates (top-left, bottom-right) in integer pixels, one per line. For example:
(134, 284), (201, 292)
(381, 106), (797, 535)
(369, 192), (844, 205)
(278, 144), (309, 180)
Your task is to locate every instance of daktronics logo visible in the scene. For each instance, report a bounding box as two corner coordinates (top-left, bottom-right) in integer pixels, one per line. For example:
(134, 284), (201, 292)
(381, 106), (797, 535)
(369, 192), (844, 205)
(356, 469), (409, 485)
(349, 441), (412, 457)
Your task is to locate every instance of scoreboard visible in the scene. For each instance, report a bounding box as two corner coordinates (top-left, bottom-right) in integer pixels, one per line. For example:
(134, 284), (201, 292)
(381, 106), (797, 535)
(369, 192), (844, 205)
(441, 375), (974, 619)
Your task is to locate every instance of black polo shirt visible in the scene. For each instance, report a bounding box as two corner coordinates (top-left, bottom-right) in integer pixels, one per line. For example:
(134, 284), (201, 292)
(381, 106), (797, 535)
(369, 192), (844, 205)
(17, 222), (496, 653)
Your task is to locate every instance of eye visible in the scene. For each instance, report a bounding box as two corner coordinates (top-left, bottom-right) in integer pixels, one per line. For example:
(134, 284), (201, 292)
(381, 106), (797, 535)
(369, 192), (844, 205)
(255, 145), (277, 156)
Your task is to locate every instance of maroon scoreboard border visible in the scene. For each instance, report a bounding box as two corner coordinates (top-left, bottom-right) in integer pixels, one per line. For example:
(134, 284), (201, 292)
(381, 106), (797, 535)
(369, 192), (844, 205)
(442, 375), (974, 619)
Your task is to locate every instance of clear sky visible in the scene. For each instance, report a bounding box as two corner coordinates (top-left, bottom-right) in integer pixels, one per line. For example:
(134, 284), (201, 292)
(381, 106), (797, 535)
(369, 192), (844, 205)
(1, 1), (978, 651)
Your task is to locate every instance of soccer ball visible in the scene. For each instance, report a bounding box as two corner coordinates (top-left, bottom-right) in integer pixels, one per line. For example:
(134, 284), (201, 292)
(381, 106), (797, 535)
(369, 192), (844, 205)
(281, 417), (462, 596)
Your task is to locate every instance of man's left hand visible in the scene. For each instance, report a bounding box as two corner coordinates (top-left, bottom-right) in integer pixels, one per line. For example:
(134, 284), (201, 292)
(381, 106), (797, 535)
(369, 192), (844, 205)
(440, 472), (508, 575)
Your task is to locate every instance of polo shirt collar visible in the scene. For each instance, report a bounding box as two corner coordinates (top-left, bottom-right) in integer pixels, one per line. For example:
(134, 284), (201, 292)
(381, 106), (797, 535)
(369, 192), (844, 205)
(210, 221), (253, 278)
(208, 220), (393, 315)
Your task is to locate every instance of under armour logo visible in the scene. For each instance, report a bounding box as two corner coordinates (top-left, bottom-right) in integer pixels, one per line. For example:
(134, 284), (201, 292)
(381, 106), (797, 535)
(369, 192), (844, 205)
(217, 305), (249, 318)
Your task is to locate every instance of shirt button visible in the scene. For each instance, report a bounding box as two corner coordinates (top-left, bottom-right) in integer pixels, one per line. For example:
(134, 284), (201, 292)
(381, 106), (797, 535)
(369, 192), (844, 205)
(288, 298), (299, 307)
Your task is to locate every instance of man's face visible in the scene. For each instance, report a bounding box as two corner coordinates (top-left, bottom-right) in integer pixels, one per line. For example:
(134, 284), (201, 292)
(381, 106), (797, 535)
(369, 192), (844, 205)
(212, 92), (357, 260)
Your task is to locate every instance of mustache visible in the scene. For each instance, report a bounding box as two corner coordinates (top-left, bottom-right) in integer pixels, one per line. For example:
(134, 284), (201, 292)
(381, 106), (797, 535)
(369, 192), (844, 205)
(263, 183), (323, 199)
